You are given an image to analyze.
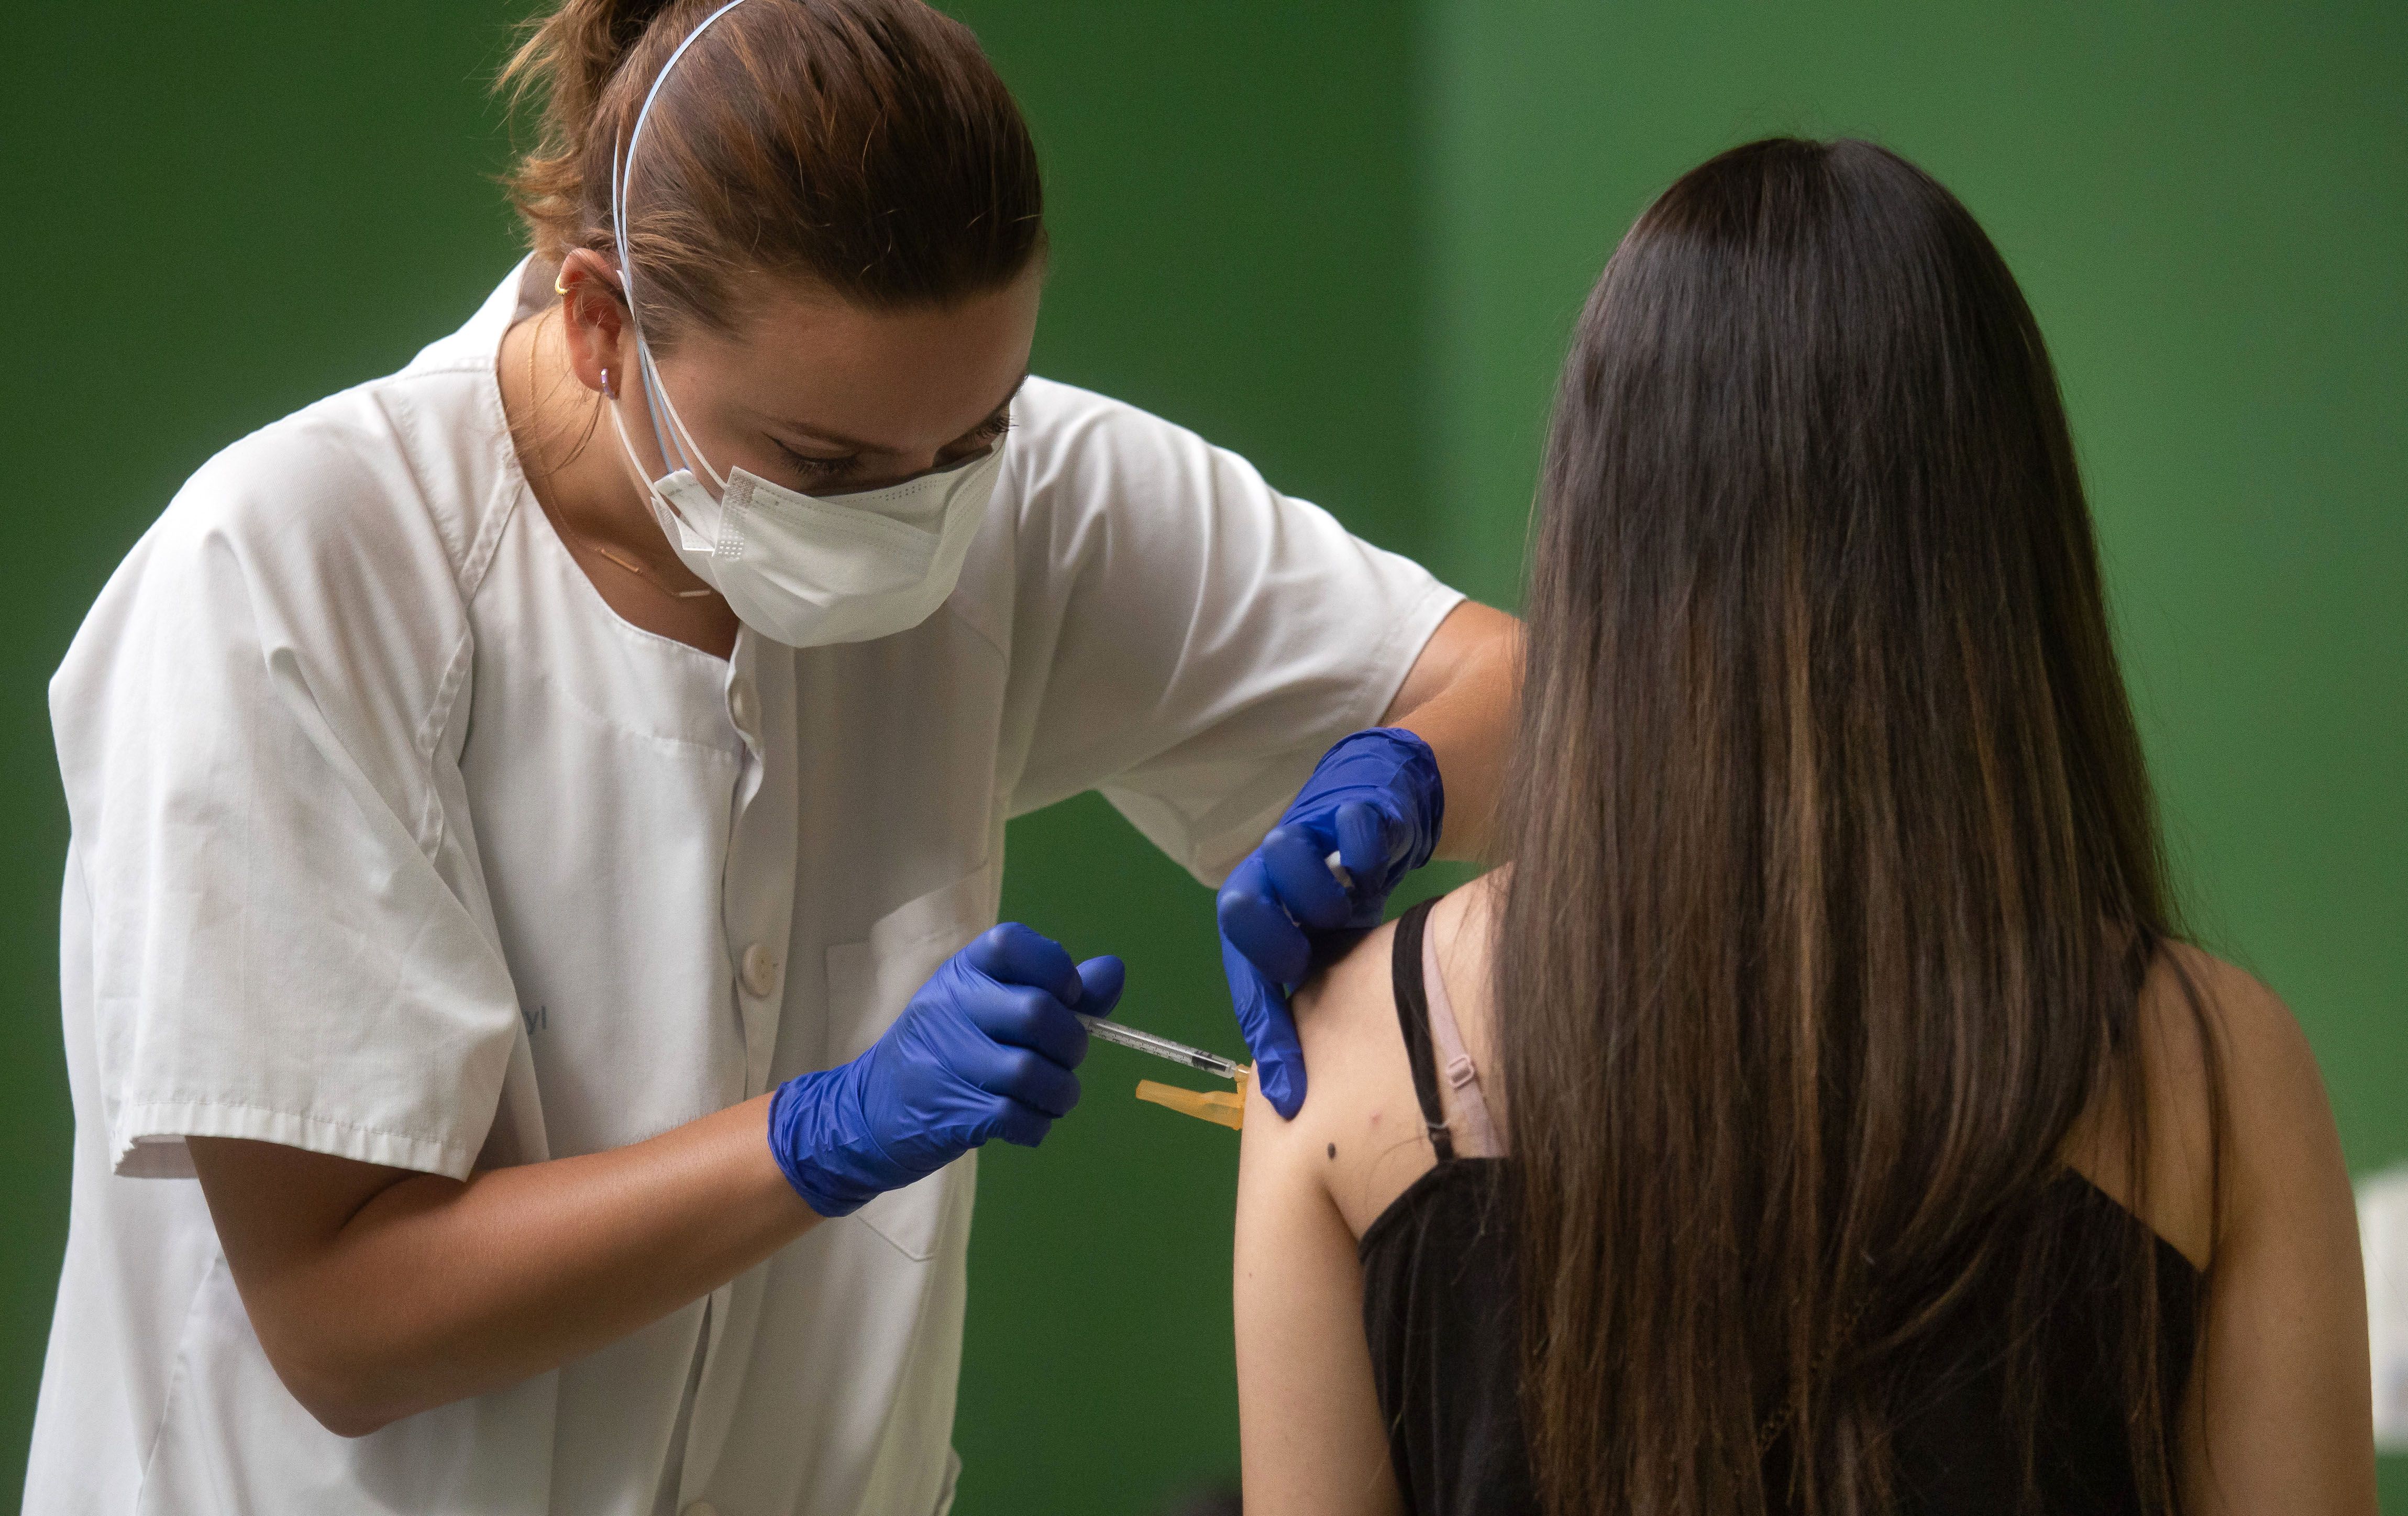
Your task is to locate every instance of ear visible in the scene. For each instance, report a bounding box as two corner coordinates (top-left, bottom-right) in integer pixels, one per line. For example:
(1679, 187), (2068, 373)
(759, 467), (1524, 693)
(555, 249), (629, 397)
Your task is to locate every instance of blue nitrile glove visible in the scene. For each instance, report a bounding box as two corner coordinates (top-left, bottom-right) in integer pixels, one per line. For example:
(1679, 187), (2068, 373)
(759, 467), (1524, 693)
(1216, 727), (1444, 1119)
(768, 923), (1125, 1216)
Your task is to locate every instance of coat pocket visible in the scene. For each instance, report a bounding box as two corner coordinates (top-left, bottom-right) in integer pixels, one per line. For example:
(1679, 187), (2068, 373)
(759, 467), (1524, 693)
(823, 865), (998, 1261)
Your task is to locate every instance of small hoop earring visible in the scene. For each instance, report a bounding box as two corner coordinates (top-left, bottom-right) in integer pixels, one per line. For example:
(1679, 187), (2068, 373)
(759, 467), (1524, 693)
(554, 272), (571, 297)
(600, 367), (615, 400)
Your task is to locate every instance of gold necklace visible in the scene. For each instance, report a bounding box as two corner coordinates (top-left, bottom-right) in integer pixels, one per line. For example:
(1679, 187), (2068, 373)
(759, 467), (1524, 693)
(521, 308), (714, 605)
(554, 507), (716, 602)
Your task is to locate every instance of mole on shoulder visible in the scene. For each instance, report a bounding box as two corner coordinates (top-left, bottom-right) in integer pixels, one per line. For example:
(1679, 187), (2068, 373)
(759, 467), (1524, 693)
(1327, 1142), (1338, 1160)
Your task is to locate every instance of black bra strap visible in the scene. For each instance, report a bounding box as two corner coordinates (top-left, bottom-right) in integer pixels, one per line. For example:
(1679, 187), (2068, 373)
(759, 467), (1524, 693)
(1390, 897), (1454, 1163)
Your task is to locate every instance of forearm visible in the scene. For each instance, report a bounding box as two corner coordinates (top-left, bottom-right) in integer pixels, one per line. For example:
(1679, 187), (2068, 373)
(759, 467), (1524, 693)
(195, 1093), (818, 1434)
(1384, 602), (1521, 862)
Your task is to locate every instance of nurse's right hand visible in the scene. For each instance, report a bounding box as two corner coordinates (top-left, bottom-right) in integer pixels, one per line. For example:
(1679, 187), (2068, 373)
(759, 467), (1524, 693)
(766, 924), (1124, 1217)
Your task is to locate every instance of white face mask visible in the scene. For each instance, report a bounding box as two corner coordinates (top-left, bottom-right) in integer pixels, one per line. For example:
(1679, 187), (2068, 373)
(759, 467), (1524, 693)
(601, 0), (1006, 649)
(605, 370), (1005, 649)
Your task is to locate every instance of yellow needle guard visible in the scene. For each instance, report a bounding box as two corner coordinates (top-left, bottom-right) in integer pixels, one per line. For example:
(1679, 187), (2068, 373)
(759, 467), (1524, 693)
(1135, 1068), (1249, 1131)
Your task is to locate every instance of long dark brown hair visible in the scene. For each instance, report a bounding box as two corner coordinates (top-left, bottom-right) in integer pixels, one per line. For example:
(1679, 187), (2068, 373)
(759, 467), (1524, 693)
(1494, 138), (2219, 1514)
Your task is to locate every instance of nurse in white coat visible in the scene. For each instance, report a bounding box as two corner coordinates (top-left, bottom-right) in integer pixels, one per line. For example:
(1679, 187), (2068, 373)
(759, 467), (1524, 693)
(26, 1), (1518, 1512)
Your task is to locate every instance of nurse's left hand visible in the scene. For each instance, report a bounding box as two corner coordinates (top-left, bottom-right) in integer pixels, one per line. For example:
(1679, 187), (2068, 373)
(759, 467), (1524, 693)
(1217, 727), (1444, 1120)
(767, 924), (1124, 1217)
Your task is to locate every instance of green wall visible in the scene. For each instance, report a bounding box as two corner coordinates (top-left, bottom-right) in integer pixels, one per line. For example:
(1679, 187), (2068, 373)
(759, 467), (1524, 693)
(941, 4), (1430, 1509)
(3, 3), (2399, 1511)
(3, 0), (542, 1501)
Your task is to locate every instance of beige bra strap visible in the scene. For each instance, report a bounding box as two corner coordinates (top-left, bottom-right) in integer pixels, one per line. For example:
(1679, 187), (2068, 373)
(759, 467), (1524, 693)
(1421, 917), (1500, 1158)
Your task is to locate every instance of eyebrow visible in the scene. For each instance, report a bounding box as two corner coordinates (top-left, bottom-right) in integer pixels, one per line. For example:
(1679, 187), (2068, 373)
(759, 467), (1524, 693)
(763, 369), (1029, 455)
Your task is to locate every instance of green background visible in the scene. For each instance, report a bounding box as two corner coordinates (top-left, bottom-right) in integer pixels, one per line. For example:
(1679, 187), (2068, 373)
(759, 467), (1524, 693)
(2, 3), (2399, 1511)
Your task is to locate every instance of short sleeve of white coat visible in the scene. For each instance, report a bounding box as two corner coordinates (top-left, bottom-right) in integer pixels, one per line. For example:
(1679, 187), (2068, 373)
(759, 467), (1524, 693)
(52, 394), (521, 1181)
(1001, 381), (1465, 885)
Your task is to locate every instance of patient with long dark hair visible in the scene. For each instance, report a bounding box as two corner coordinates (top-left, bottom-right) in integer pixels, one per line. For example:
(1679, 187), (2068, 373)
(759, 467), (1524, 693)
(1232, 138), (2375, 1516)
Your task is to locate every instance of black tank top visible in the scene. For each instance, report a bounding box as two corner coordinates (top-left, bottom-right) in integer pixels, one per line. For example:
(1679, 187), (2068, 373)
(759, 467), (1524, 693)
(1359, 898), (2203, 1516)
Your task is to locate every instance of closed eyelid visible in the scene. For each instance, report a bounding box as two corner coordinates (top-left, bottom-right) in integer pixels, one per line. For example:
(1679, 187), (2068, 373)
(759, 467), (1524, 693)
(954, 407), (1014, 444)
(767, 440), (857, 482)
(765, 407), (1014, 490)
(769, 433), (848, 461)
(752, 366), (1023, 459)
(774, 413), (1005, 462)
(766, 399), (1012, 456)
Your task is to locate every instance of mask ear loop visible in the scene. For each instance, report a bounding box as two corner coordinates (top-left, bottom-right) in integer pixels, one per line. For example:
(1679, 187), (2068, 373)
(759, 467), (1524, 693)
(603, 378), (672, 507)
(607, 151), (687, 485)
(640, 344), (729, 494)
(609, 0), (753, 501)
(610, 150), (714, 494)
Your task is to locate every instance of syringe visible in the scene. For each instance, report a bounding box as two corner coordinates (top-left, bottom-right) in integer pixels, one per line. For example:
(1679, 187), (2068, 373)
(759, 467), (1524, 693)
(1077, 847), (1350, 1086)
(1077, 1013), (1241, 1081)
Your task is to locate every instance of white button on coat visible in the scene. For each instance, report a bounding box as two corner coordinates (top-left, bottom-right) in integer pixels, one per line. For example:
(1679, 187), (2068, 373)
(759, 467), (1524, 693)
(739, 942), (780, 1000)
(28, 258), (1463, 1514)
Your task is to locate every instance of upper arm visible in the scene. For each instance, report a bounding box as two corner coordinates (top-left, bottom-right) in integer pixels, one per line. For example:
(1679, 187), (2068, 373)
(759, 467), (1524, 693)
(1378, 600), (1520, 729)
(1002, 382), (1462, 881)
(187, 1137), (419, 1293)
(2175, 954), (2377, 1513)
(1234, 1071), (1404, 1516)
(186, 1136), (435, 1429)
(55, 427), (520, 1182)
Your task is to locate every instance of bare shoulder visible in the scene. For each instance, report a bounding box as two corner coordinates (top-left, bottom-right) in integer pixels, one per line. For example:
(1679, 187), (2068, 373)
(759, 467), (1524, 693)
(2124, 946), (2375, 1512)
(2152, 943), (2325, 1088)
(1251, 913), (1426, 1239)
(2161, 943), (2355, 1224)
(1248, 873), (1511, 1239)
(2064, 939), (2344, 1269)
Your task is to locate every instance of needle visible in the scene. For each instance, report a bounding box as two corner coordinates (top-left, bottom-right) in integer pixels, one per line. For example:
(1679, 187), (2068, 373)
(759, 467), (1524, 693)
(1075, 849), (1347, 1087)
(1076, 1014), (1241, 1081)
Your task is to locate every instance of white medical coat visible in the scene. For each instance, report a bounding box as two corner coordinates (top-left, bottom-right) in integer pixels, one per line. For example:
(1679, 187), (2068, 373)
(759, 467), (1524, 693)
(27, 260), (1462, 1515)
